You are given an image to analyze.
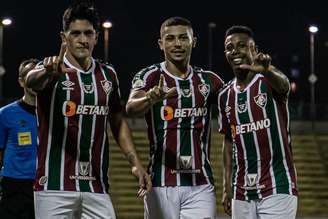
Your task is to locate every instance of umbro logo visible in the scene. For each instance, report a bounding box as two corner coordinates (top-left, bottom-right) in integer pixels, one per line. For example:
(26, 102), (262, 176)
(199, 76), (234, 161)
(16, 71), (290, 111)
(61, 80), (75, 90)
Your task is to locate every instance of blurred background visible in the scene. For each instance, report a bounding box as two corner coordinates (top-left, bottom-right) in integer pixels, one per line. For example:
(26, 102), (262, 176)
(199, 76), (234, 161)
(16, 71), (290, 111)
(1, 0), (327, 218)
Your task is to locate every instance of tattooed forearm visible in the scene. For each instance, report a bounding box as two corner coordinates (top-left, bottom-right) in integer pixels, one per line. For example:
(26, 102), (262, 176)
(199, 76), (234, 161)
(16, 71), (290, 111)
(126, 151), (137, 166)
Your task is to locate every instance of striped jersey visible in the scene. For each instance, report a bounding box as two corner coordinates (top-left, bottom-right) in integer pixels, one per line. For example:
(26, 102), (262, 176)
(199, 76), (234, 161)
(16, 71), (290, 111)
(218, 74), (298, 200)
(131, 62), (224, 187)
(34, 57), (122, 193)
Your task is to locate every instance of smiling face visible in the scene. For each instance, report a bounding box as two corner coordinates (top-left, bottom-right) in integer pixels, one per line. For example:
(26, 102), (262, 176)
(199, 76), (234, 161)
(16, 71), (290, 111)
(158, 25), (196, 65)
(61, 19), (98, 62)
(224, 33), (257, 74)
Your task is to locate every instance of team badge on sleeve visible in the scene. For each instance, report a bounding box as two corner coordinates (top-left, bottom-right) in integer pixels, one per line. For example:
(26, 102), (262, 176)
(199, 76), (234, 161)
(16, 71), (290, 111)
(132, 79), (145, 89)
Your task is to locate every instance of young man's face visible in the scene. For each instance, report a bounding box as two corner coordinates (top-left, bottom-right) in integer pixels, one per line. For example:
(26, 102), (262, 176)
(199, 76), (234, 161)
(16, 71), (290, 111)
(158, 25), (196, 64)
(224, 33), (257, 72)
(62, 19), (98, 61)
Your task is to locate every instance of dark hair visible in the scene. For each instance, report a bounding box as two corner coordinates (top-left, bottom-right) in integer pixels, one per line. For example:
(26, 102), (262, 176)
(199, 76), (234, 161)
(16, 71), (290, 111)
(62, 0), (100, 32)
(18, 59), (39, 79)
(225, 25), (254, 39)
(160, 16), (193, 36)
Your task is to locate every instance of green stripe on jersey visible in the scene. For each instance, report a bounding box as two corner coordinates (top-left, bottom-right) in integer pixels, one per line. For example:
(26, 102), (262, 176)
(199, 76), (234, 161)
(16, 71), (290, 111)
(152, 102), (165, 186)
(260, 82), (289, 194)
(201, 73), (214, 183)
(48, 77), (67, 190)
(179, 80), (193, 186)
(79, 73), (95, 192)
(237, 91), (258, 199)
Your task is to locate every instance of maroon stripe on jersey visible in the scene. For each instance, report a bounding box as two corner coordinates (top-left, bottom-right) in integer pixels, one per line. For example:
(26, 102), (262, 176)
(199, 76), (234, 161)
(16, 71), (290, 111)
(91, 63), (108, 193)
(192, 73), (207, 184)
(63, 72), (80, 191)
(229, 87), (246, 200)
(249, 80), (273, 197)
(275, 99), (298, 195)
(34, 89), (53, 191)
(164, 74), (177, 186)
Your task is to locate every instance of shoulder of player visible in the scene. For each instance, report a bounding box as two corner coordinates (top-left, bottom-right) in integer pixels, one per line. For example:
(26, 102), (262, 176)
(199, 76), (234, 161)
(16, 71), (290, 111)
(218, 79), (234, 96)
(0, 101), (19, 119)
(193, 66), (223, 82)
(134, 63), (161, 80)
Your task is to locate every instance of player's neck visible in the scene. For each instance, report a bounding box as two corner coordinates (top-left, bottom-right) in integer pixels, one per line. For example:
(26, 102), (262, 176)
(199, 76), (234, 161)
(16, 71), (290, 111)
(165, 60), (190, 79)
(22, 95), (36, 106)
(66, 52), (92, 72)
(235, 70), (256, 91)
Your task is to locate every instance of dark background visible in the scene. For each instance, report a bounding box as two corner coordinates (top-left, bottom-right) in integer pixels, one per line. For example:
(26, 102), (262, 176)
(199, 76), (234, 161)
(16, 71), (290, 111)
(0, 0), (327, 105)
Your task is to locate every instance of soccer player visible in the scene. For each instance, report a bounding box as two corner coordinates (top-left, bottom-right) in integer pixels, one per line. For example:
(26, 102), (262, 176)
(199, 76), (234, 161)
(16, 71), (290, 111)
(0, 59), (39, 219)
(218, 25), (298, 219)
(25, 1), (151, 218)
(126, 16), (224, 219)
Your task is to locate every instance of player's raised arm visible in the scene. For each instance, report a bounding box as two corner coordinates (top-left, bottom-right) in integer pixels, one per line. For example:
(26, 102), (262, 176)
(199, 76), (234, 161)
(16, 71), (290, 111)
(25, 43), (74, 91)
(126, 74), (176, 116)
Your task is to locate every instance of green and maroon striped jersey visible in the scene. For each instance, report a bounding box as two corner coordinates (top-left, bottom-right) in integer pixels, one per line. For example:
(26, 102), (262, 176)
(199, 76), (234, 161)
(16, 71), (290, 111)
(218, 74), (298, 201)
(131, 62), (224, 187)
(34, 57), (122, 193)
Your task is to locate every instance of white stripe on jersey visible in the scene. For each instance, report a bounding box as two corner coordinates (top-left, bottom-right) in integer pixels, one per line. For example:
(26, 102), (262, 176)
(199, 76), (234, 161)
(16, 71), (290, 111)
(75, 72), (84, 191)
(258, 80), (276, 195)
(189, 76), (196, 185)
(233, 87), (249, 200)
(60, 75), (70, 190)
(273, 99), (292, 194)
(160, 78), (169, 187)
(88, 71), (98, 193)
(175, 77), (181, 185)
(198, 73), (210, 184)
(246, 88), (262, 199)
(44, 82), (59, 190)
(100, 66), (110, 193)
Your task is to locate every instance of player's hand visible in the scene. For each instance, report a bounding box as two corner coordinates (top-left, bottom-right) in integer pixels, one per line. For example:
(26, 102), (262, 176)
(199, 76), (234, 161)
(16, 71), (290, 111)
(222, 191), (232, 216)
(43, 43), (74, 76)
(146, 74), (177, 104)
(131, 165), (152, 198)
(238, 52), (272, 73)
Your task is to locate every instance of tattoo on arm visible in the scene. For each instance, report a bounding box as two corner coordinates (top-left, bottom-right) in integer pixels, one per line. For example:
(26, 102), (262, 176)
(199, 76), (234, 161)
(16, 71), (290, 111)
(126, 151), (137, 166)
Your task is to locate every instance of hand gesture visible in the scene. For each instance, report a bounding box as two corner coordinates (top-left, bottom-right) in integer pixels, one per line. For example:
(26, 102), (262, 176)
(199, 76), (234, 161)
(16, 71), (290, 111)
(146, 74), (177, 104)
(222, 190), (232, 216)
(239, 52), (272, 73)
(131, 165), (152, 198)
(43, 43), (74, 75)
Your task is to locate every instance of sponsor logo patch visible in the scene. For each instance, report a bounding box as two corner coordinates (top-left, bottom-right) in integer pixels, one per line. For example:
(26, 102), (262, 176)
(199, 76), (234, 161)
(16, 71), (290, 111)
(17, 132), (32, 145)
(160, 106), (208, 121)
(62, 101), (109, 117)
(82, 83), (94, 94)
(61, 80), (75, 90)
(237, 102), (247, 113)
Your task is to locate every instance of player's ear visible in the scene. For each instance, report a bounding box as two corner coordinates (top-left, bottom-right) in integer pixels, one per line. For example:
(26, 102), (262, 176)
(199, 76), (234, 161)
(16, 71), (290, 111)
(18, 77), (24, 88)
(60, 31), (67, 44)
(192, 37), (197, 48)
(95, 32), (99, 45)
(158, 38), (164, 51)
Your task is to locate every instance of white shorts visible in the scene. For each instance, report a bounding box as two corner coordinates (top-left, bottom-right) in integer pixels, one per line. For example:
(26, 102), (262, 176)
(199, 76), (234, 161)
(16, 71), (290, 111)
(232, 194), (297, 219)
(34, 190), (116, 219)
(144, 184), (216, 219)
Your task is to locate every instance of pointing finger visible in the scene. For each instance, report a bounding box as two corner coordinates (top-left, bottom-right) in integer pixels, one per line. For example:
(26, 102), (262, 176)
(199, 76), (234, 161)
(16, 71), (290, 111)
(158, 74), (164, 89)
(58, 42), (67, 63)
